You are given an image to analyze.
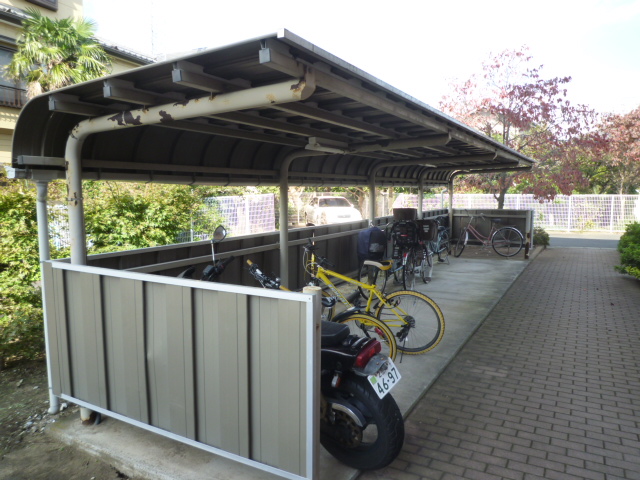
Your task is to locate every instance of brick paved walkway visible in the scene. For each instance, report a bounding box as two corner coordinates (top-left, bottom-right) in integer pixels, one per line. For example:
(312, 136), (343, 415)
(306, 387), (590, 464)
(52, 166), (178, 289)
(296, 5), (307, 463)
(359, 248), (640, 480)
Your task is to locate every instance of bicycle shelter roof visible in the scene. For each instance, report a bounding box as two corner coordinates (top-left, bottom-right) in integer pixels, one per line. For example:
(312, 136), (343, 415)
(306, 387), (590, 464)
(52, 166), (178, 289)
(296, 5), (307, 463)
(10, 29), (535, 188)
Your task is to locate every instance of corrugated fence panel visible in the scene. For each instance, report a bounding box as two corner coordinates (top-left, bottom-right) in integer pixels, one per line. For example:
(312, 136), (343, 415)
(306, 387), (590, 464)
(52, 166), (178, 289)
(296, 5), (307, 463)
(102, 276), (149, 423)
(249, 295), (310, 474)
(64, 271), (108, 407)
(43, 261), (317, 479)
(145, 282), (197, 439)
(43, 263), (70, 395)
(193, 289), (250, 456)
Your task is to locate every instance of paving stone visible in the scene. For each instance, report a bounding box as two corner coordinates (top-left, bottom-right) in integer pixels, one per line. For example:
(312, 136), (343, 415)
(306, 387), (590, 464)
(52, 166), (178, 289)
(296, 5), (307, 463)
(358, 248), (640, 480)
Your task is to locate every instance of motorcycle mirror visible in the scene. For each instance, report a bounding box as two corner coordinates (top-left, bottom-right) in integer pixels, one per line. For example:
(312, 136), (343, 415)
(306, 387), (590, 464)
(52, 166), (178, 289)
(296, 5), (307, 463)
(210, 225), (227, 263)
(212, 225), (227, 243)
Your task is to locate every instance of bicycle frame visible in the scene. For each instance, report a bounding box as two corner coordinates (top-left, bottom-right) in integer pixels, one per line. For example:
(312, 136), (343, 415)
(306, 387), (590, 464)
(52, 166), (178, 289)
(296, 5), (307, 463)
(462, 216), (498, 246)
(310, 261), (411, 331)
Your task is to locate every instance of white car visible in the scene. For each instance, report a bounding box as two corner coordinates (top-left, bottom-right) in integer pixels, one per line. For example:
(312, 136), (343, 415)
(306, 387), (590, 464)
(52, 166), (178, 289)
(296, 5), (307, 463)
(305, 196), (363, 225)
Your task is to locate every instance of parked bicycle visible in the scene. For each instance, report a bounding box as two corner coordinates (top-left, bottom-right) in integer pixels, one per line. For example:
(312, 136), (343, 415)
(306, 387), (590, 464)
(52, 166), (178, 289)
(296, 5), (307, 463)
(304, 239), (445, 355)
(389, 220), (421, 291)
(454, 213), (524, 257)
(356, 221), (416, 296)
(417, 217), (450, 284)
(246, 259), (398, 361)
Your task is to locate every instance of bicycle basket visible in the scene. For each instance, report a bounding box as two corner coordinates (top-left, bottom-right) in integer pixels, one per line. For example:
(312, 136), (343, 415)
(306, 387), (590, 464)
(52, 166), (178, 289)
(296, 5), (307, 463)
(391, 220), (418, 245)
(392, 208), (417, 221)
(416, 219), (438, 241)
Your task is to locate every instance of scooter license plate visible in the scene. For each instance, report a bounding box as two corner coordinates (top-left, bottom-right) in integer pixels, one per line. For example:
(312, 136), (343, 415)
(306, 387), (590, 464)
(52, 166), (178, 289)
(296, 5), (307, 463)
(367, 359), (401, 399)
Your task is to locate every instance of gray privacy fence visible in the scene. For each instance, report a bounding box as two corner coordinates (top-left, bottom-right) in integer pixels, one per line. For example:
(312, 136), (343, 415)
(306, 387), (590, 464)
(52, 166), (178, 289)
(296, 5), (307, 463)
(395, 194), (640, 232)
(43, 260), (320, 479)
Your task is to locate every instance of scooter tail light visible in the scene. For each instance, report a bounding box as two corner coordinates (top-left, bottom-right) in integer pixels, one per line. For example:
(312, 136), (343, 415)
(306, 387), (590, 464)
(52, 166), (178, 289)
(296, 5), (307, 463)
(354, 340), (382, 368)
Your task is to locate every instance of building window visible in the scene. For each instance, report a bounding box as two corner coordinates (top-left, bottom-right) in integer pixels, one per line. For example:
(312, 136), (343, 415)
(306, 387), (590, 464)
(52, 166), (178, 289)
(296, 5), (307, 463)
(0, 48), (27, 108)
(26, 0), (58, 11)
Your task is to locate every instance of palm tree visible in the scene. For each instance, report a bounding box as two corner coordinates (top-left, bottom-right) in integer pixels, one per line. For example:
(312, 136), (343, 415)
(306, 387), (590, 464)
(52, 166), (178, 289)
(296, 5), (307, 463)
(6, 8), (111, 98)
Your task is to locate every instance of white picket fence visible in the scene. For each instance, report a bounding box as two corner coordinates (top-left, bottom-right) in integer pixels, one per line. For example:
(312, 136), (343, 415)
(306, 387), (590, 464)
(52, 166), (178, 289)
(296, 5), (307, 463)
(394, 194), (640, 232)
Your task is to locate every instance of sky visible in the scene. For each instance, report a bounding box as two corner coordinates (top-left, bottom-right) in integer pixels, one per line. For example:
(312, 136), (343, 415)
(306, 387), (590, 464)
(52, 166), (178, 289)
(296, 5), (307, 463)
(83, 0), (640, 115)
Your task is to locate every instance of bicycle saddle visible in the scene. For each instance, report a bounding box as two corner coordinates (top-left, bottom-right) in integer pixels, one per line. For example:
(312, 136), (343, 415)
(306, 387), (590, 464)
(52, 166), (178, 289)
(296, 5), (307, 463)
(363, 259), (393, 271)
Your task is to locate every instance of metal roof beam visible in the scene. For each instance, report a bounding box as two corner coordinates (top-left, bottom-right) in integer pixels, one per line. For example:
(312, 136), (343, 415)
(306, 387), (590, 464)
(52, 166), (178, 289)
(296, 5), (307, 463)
(172, 61), (235, 93)
(350, 133), (451, 153)
(49, 94), (109, 116)
(273, 102), (398, 138)
(428, 161), (521, 174)
(103, 79), (186, 105)
(155, 120), (307, 148)
(209, 111), (351, 144)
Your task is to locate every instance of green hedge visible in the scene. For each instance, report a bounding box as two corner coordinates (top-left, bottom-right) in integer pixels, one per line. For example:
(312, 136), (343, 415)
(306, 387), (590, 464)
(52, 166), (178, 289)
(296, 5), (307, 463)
(616, 222), (640, 280)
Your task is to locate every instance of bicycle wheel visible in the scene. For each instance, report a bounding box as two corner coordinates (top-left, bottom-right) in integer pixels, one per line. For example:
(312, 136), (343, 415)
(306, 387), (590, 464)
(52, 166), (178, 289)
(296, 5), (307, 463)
(437, 230), (450, 263)
(492, 227), (524, 257)
(453, 228), (467, 257)
(374, 290), (445, 354)
(358, 262), (387, 299)
(336, 313), (398, 361)
(420, 246), (433, 284)
(402, 248), (417, 290)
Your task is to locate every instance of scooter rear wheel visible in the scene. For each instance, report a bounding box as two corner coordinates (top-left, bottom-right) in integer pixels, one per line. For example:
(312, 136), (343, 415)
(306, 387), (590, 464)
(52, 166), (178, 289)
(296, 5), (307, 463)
(320, 376), (404, 470)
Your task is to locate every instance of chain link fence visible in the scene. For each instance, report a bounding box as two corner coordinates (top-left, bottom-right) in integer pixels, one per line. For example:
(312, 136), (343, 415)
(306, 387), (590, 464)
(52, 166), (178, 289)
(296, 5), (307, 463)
(49, 193), (639, 248)
(177, 194), (276, 242)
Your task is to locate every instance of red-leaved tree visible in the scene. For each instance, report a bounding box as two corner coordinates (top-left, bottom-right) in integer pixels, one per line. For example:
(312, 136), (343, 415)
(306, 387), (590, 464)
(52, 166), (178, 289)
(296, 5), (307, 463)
(440, 46), (598, 208)
(595, 107), (640, 194)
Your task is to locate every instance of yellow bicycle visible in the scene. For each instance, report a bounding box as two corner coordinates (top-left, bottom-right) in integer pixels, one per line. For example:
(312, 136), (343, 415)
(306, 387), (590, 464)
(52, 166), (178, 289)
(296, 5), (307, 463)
(246, 259), (398, 361)
(303, 239), (445, 355)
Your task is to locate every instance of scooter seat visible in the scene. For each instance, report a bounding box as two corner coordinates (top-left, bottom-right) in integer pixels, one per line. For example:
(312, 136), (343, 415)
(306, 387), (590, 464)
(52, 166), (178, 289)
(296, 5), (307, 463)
(321, 321), (350, 347)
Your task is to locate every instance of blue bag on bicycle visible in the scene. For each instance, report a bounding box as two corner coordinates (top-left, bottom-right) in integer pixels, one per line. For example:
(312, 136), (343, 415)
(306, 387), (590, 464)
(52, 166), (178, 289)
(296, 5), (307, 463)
(357, 227), (387, 263)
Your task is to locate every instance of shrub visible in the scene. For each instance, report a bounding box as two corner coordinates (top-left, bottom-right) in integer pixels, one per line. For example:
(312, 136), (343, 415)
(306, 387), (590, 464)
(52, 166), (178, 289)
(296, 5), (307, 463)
(533, 227), (550, 248)
(0, 289), (45, 370)
(615, 222), (640, 280)
(0, 185), (44, 369)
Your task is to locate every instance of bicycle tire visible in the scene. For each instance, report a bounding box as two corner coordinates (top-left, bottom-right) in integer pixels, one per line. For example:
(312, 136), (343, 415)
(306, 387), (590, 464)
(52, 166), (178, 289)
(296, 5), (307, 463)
(454, 228), (467, 257)
(336, 313), (398, 361)
(374, 290), (445, 354)
(402, 248), (417, 290)
(491, 227), (524, 257)
(420, 246), (433, 284)
(358, 262), (387, 299)
(438, 230), (450, 263)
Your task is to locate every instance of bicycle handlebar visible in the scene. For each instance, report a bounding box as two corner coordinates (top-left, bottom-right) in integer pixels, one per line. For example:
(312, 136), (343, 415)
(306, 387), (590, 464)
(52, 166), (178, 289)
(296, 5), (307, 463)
(246, 259), (282, 289)
(303, 239), (334, 268)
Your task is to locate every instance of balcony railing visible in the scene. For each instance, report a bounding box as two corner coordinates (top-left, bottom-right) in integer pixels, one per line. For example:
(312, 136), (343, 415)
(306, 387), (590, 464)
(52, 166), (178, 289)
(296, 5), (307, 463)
(0, 85), (27, 108)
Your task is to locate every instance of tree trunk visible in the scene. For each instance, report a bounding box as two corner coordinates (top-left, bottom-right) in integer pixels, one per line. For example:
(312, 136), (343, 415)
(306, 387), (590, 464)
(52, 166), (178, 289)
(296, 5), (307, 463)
(496, 189), (506, 209)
